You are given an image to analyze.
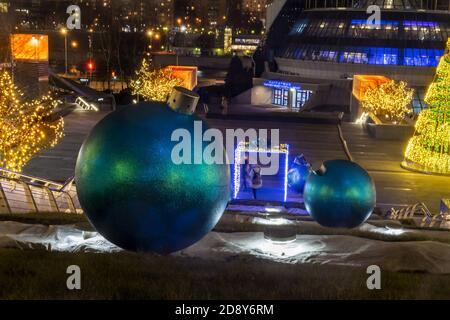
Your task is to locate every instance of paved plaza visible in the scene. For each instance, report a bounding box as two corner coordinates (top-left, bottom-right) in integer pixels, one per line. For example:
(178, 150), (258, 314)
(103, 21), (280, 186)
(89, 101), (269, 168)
(24, 108), (450, 214)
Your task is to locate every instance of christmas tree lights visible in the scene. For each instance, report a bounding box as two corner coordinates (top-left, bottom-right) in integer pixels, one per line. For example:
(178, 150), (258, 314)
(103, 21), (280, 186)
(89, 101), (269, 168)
(362, 80), (414, 124)
(403, 38), (450, 174)
(130, 60), (183, 102)
(0, 71), (64, 173)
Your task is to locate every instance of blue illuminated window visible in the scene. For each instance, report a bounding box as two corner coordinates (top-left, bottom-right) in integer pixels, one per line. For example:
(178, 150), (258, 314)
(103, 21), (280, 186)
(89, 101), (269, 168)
(294, 90), (313, 108)
(367, 47), (398, 65)
(404, 48), (444, 66)
(403, 21), (438, 27)
(272, 88), (289, 107)
(317, 51), (337, 62)
(340, 51), (368, 64)
(351, 19), (399, 26)
(338, 47), (442, 66)
(280, 41), (445, 67)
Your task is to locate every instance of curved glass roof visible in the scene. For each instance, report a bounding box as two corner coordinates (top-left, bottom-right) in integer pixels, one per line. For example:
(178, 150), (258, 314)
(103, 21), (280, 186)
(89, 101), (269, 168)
(302, 0), (448, 10)
(275, 8), (450, 67)
(351, 0), (426, 9)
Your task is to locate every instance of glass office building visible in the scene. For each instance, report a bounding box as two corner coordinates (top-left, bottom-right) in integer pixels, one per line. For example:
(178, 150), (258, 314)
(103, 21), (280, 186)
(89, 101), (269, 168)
(257, 0), (450, 114)
(278, 6), (449, 67)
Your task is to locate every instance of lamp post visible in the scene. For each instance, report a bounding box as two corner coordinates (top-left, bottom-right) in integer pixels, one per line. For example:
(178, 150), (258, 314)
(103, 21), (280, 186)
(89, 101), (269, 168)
(31, 36), (39, 61)
(147, 30), (154, 52)
(30, 35), (44, 61)
(61, 28), (68, 75)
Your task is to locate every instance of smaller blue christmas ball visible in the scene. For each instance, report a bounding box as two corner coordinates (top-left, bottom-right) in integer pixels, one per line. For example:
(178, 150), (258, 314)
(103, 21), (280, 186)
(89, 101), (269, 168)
(287, 166), (310, 193)
(303, 160), (376, 228)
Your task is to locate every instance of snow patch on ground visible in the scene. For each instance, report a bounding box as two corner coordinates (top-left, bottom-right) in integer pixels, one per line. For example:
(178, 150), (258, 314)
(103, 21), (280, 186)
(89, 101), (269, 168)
(2, 221), (450, 274)
(178, 231), (450, 274)
(0, 221), (119, 253)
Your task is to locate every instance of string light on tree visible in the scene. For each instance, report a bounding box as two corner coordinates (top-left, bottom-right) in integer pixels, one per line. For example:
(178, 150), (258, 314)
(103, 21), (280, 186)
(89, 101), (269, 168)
(130, 60), (183, 102)
(362, 80), (414, 124)
(0, 71), (64, 173)
(403, 38), (450, 174)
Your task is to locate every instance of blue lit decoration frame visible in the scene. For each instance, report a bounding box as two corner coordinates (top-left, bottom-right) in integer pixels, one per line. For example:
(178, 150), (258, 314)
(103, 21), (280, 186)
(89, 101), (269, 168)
(233, 141), (289, 202)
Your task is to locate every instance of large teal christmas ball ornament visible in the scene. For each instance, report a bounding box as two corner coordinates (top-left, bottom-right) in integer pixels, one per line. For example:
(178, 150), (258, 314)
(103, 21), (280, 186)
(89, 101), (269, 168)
(303, 160), (376, 228)
(75, 102), (230, 253)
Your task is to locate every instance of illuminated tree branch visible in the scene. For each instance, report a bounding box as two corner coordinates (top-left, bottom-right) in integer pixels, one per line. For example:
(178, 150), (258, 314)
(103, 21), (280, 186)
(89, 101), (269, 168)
(0, 71), (64, 173)
(362, 80), (414, 124)
(130, 60), (183, 102)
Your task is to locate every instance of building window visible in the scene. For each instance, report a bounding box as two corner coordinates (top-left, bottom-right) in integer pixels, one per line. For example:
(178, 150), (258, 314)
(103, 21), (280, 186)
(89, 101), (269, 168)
(0, 2), (8, 13)
(341, 51), (368, 64)
(293, 90), (313, 108)
(272, 88), (289, 106)
(404, 48), (444, 67)
(412, 89), (427, 114)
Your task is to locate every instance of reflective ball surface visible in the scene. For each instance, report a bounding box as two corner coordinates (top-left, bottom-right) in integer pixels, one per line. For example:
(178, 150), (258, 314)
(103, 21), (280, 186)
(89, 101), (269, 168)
(75, 102), (230, 253)
(287, 166), (310, 194)
(303, 160), (376, 228)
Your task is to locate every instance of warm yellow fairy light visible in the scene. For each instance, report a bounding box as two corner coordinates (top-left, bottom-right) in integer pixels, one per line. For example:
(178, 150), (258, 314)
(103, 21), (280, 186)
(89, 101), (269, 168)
(362, 80), (414, 123)
(130, 60), (183, 102)
(0, 71), (64, 173)
(404, 38), (450, 174)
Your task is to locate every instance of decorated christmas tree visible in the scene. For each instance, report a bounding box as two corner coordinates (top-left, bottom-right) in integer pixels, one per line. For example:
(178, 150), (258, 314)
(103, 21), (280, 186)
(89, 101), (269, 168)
(0, 70), (64, 173)
(403, 38), (450, 174)
(130, 60), (183, 102)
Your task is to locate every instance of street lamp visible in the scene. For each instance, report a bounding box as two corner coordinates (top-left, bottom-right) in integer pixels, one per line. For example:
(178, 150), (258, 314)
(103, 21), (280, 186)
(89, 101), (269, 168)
(30, 36), (38, 46)
(31, 36), (39, 61)
(147, 30), (154, 53)
(30, 35), (44, 61)
(60, 28), (68, 75)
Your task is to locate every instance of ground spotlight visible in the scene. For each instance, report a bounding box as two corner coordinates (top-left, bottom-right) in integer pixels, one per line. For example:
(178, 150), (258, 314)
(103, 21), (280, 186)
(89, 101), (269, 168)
(263, 223), (297, 244)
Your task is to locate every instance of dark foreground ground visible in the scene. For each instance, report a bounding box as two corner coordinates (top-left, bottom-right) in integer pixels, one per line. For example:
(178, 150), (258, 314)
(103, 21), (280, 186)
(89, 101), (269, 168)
(1, 213), (450, 300)
(3, 247), (450, 300)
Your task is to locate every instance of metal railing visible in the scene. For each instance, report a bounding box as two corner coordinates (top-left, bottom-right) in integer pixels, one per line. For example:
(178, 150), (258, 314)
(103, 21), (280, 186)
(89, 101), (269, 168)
(387, 202), (450, 228)
(75, 96), (99, 111)
(0, 167), (81, 214)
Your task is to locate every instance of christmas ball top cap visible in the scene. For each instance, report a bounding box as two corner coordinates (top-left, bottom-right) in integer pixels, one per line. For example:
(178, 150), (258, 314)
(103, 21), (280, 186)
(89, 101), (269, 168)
(311, 161), (327, 176)
(167, 86), (200, 114)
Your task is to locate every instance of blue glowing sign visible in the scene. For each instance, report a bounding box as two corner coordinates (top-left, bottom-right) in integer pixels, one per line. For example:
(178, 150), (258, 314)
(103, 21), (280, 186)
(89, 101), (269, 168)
(263, 80), (301, 90)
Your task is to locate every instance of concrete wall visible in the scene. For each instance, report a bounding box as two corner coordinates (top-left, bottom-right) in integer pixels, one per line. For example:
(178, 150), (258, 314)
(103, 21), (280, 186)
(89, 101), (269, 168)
(275, 58), (436, 87)
(14, 61), (49, 100)
(231, 87), (254, 105)
(251, 81), (272, 105)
